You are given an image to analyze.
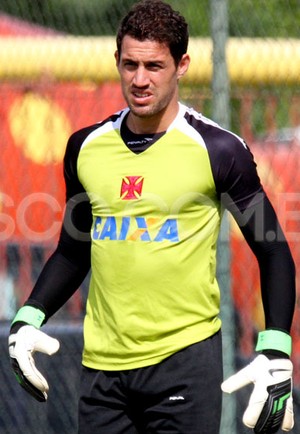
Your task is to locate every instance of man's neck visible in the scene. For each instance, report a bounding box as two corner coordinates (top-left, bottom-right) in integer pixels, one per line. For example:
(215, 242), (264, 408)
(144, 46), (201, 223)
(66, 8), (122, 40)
(126, 103), (179, 134)
(121, 114), (166, 154)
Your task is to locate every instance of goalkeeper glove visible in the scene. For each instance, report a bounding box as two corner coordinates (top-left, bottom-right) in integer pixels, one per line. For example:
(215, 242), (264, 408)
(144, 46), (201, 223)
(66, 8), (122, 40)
(221, 330), (294, 434)
(8, 306), (60, 402)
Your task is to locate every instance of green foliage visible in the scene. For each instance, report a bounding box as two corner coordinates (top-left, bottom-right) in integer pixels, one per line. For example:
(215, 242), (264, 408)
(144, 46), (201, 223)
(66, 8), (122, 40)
(0, 0), (299, 37)
(0, 0), (137, 35)
(168, 0), (211, 36)
(228, 0), (300, 37)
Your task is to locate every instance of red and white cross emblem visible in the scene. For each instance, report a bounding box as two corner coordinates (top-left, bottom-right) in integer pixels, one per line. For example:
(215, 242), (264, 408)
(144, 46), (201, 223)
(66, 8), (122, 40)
(120, 176), (144, 200)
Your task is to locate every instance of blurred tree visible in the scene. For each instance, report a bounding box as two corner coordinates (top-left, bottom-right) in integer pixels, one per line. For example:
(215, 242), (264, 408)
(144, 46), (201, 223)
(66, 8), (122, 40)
(228, 0), (300, 37)
(0, 0), (299, 37)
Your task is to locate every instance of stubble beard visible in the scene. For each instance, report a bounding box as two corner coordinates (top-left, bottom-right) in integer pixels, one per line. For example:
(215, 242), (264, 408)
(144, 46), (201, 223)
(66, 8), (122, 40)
(127, 92), (174, 121)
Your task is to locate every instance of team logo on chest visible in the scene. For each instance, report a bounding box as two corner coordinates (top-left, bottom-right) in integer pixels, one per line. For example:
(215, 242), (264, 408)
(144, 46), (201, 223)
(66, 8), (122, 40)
(120, 176), (144, 200)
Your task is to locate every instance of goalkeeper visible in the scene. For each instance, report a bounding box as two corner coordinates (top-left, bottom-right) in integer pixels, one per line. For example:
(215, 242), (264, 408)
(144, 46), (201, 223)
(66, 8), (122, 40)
(8, 1), (295, 433)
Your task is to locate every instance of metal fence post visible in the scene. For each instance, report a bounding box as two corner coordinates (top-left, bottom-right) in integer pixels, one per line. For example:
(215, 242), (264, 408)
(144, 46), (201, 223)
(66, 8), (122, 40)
(210, 1), (237, 433)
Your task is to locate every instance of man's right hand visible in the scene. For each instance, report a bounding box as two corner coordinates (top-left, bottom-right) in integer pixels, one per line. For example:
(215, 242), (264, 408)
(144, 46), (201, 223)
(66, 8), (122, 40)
(8, 325), (60, 402)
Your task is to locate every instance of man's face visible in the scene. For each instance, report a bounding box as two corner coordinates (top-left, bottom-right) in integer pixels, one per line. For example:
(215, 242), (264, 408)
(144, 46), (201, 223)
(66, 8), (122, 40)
(115, 35), (190, 131)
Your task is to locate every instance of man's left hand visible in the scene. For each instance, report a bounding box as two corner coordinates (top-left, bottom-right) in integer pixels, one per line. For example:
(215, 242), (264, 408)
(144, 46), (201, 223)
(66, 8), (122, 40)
(221, 354), (294, 433)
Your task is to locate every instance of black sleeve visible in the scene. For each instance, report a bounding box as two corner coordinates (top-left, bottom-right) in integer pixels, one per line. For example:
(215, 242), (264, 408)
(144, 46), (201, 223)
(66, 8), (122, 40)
(230, 194), (295, 333)
(26, 199), (92, 321)
(202, 125), (295, 333)
(20, 126), (97, 323)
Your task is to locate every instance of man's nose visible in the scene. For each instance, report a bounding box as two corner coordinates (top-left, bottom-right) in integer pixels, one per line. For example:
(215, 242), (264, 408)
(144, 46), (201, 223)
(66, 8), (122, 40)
(132, 67), (150, 87)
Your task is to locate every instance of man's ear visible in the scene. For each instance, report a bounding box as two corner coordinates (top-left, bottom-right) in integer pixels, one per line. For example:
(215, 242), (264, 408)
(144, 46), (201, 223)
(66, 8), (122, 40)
(114, 50), (120, 66)
(177, 53), (190, 79)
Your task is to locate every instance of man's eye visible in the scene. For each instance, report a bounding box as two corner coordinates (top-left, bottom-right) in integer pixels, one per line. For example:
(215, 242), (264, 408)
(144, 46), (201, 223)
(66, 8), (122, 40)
(147, 64), (162, 71)
(124, 61), (136, 68)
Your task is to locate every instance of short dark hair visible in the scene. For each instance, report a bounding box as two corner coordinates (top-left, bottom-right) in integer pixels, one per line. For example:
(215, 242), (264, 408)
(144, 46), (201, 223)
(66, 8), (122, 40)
(116, 0), (189, 66)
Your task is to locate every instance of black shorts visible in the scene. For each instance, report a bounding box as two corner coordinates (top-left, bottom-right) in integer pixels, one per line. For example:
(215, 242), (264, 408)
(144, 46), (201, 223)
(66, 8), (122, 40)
(78, 331), (223, 434)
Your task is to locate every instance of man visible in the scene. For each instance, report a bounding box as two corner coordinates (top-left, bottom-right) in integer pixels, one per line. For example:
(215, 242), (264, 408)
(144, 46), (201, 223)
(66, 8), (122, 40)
(8, 1), (295, 433)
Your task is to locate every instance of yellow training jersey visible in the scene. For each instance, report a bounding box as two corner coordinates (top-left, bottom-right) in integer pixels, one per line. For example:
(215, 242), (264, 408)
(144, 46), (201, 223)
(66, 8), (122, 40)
(64, 103), (263, 370)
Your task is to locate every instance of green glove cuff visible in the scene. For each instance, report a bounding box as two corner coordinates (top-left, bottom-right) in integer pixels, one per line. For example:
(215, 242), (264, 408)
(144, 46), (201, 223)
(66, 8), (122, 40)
(255, 329), (292, 356)
(11, 306), (45, 329)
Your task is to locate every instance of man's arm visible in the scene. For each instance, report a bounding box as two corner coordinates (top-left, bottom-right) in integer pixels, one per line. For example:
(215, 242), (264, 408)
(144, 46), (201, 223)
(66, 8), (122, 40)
(8, 126), (94, 401)
(231, 194), (295, 334)
(202, 119), (296, 432)
(23, 196), (92, 321)
(8, 193), (92, 401)
(222, 194), (295, 433)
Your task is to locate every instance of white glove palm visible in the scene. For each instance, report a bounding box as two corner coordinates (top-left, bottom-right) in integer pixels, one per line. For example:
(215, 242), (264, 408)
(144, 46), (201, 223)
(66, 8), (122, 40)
(9, 325), (60, 402)
(221, 355), (293, 433)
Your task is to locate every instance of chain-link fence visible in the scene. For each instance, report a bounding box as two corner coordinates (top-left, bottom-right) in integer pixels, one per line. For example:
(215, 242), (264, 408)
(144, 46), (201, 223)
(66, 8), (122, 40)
(0, 1), (299, 433)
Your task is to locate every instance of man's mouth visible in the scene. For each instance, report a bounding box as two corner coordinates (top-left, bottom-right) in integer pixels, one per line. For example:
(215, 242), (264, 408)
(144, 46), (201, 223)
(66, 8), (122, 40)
(132, 90), (152, 102)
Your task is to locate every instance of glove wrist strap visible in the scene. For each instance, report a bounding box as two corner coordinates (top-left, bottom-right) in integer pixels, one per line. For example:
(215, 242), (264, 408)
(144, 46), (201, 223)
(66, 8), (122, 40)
(255, 329), (292, 356)
(11, 306), (45, 329)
